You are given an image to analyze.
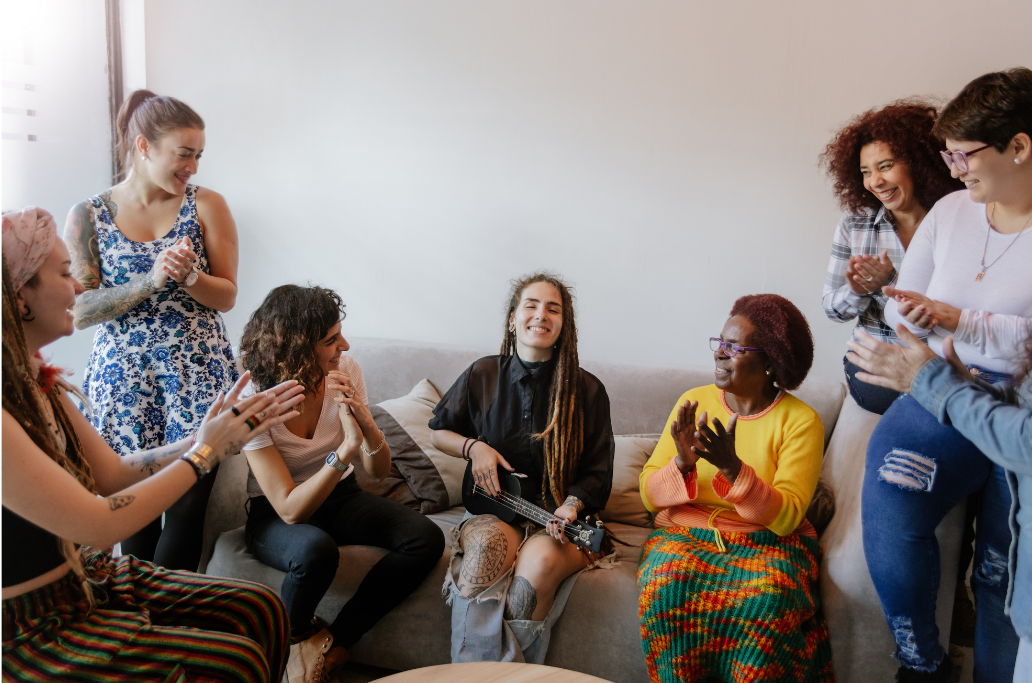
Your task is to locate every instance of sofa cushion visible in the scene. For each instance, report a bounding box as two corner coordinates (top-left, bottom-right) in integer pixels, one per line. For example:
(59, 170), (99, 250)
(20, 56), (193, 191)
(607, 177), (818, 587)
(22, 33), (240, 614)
(206, 507), (651, 682)
(373, 379), (467, 514)
(600, 435), (659, 527)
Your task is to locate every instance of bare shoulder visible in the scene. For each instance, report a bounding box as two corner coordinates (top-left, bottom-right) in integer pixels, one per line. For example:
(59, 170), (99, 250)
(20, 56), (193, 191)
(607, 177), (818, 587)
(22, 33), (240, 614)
(194, 186), (231, 214)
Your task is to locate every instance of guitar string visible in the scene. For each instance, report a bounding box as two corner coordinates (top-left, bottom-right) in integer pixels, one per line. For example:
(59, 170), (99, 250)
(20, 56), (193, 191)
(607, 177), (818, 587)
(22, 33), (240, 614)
(471, 485), (596, 544)
(471, 486), (583, 542)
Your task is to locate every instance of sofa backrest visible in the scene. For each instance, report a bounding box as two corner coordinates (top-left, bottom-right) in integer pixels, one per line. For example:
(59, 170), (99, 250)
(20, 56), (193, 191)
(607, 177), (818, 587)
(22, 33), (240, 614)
(199, 336), (846, 571)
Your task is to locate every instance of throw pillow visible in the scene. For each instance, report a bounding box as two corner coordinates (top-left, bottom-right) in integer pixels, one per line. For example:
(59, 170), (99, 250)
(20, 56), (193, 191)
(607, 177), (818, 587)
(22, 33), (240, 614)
(599, 435), (659, 527)
(371, 379), (466, 514)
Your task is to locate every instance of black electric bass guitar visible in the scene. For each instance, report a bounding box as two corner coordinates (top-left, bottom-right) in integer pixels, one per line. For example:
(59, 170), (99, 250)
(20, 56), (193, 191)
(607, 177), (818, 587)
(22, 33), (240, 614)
(461, 461), (605, 553)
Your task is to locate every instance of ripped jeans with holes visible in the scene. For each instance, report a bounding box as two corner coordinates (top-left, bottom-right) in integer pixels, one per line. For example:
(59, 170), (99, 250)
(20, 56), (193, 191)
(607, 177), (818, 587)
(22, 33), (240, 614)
(861, 393), (1019, 681)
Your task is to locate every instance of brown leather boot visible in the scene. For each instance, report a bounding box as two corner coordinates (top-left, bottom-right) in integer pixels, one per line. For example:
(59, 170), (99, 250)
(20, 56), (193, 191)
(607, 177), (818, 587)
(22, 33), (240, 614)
(285, 629), (333, 683)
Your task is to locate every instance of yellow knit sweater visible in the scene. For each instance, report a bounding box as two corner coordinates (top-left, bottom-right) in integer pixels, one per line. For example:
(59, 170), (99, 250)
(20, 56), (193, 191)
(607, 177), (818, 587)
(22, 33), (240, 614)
(639, 384), (824, 536)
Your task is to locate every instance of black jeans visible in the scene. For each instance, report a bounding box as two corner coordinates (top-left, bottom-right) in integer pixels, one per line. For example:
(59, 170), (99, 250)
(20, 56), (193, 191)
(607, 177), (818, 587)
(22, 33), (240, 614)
(120, 463), (220, 571)
(244, 477), (445, 648)
(843, 354), (901, 415)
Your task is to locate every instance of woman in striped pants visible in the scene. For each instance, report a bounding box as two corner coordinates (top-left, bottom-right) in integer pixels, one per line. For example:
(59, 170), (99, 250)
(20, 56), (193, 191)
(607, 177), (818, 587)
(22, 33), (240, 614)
(2, 208), (303, 682)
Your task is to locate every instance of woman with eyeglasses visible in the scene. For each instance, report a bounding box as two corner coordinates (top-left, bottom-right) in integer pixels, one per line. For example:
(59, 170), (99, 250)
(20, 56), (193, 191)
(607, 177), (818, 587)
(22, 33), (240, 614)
(638, 294), (833, 683)
(820, 99), (963, 415)
(860, 68), (1032, 683)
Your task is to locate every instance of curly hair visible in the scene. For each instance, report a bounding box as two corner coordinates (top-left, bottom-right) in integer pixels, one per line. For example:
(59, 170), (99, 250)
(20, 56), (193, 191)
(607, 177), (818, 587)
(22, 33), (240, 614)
(820, 99), (963, 215)
(934, 67), (1032, 152)
(500, 272), (582, 509)
(729, 294), (813, 391)
(240, 285), (346, 397)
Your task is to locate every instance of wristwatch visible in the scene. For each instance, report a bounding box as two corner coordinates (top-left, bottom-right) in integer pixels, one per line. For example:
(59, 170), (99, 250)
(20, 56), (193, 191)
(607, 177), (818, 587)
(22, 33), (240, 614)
(182, 264), (199, 287)
(325, 451), (351, 473)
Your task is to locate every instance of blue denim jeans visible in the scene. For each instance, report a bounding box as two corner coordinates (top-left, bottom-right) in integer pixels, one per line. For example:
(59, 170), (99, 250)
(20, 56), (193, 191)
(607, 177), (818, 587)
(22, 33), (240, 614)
(843, 354), (901, 415)
(245, 477), (445, 648)
(862, 393), (1019, 680)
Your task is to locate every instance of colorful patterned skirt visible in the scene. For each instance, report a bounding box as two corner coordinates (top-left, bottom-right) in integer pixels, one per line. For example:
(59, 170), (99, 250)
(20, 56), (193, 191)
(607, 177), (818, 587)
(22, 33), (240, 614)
(638, 526), (834, 683)
(2, 551), (289, 683)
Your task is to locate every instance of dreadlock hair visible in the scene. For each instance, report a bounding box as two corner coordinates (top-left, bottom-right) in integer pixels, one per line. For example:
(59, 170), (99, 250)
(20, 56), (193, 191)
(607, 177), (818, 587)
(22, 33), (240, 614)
(2, 255), (102, 605)
(500, 272), (583, 508)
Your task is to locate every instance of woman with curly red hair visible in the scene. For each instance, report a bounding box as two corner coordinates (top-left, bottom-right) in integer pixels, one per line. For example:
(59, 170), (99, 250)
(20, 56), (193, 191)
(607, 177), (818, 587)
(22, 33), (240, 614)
(638, 294), (832, 682)
(820, 100), (962, 414)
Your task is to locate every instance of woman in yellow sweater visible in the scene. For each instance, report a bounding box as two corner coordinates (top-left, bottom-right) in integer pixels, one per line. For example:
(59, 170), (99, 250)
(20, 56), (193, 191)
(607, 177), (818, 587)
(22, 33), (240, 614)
(638, 294), (833, 683)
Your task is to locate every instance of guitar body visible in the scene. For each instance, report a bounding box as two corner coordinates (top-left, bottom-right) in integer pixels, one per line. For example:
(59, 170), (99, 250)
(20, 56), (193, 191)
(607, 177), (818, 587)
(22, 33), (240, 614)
(460, 460), (605, 553)
(461, 462), (534, 522)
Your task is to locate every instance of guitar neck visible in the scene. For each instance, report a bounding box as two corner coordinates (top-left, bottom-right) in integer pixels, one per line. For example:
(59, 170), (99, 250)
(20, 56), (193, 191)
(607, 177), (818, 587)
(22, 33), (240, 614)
(474, 485), (559, 527)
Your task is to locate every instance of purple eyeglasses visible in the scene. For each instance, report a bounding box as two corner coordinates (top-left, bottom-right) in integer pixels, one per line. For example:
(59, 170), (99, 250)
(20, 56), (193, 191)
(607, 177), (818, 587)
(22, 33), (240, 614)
(940, 144), (993, 173)
(710, 337), (763, 357)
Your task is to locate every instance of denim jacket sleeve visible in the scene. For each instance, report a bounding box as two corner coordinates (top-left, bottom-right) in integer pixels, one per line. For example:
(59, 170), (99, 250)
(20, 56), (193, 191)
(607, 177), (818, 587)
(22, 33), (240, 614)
(909, 357), (1032, 477)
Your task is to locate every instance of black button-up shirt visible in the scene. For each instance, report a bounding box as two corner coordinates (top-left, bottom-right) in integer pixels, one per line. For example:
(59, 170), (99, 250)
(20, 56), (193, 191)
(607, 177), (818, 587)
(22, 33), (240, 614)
(429, 354), (615, 515)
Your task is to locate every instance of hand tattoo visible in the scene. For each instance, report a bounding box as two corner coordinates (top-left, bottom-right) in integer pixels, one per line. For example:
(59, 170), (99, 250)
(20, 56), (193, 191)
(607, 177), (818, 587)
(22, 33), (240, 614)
(107, 495), (135, 511)
(73, 272), (161, 329)
(562, 495), (585, 512)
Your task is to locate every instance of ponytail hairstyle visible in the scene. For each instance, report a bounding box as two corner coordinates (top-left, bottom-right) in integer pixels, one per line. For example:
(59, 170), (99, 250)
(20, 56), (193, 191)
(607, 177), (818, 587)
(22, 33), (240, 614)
(240, 285), (346, 402)
(2, 255), (102, 605)
(500, 273), (583, 507)
(115, 89), (205, 181)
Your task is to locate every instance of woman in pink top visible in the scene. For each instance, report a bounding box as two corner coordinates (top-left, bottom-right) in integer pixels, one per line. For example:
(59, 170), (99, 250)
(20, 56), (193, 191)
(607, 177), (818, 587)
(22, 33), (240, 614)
(238, 285), (445, 683)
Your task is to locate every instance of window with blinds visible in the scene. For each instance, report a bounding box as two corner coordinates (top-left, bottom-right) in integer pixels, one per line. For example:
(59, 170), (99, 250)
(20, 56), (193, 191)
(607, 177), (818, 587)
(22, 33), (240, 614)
(1, 0), (112, 215)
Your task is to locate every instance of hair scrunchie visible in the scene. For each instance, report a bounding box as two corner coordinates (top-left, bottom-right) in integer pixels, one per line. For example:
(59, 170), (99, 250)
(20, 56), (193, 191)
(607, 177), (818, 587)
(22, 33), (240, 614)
(1, 207), (58, 290)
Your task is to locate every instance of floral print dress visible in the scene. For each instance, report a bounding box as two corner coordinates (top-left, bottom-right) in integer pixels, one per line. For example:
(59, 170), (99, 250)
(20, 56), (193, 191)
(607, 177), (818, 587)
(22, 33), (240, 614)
(82, 185), (238, 456)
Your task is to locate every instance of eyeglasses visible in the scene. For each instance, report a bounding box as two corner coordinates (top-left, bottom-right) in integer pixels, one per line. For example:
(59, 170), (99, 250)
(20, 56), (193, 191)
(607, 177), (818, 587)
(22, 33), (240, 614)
(709, 337), (763, 357)
(940, 144), (992, 173)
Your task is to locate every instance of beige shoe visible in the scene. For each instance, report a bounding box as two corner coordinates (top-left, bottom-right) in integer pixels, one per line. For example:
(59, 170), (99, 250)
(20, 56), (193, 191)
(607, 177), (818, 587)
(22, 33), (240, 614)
(285, 628), (333, 683)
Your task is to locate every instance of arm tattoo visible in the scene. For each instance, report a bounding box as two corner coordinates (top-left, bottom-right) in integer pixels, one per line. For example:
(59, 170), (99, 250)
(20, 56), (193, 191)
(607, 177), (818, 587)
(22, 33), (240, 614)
(504, 576), (538, 621)
(123, 441), (188, 477)
(99, 190), (118, 218)
(64, 201), (101, 291)
(73, 272), (160, 329)
(107, 495), (135, 511)
(562, 495), (585, 512)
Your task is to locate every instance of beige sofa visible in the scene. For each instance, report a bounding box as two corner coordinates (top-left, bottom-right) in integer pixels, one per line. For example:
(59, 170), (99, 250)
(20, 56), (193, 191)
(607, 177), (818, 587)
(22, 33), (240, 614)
(199, 337), (966, 683)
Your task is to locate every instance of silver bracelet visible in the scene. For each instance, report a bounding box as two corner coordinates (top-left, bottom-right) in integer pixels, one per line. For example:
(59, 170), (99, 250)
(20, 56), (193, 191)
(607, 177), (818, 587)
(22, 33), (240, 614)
(361, 430), (387, 457)
(180, 444), (213, 481)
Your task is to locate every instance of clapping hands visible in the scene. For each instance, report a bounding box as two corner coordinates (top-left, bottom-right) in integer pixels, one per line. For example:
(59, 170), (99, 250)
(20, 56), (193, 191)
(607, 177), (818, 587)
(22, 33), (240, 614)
(845, 249), (893, 294)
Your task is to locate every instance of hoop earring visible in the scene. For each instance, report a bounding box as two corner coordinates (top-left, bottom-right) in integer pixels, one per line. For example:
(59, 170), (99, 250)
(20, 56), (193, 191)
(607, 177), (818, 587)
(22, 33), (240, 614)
(21, 305), (35, 322)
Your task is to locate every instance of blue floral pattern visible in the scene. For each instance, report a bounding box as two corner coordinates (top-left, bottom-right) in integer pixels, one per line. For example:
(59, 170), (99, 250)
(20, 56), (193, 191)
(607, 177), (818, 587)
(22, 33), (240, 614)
(81, 185), (238, 455)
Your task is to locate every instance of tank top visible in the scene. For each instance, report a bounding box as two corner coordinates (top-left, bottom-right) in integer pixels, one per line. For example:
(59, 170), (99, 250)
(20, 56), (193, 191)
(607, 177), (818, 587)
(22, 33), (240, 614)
(2, 507), (66, 587)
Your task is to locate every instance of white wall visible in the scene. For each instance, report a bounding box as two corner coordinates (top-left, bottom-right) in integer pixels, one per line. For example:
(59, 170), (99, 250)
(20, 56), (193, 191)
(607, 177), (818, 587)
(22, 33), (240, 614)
(140, 2), (1032, 383)
(2, 0), (112, 381)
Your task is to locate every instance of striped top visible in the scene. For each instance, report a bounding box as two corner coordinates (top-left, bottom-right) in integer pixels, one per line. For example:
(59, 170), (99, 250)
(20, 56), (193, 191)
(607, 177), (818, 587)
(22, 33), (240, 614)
(242, 355), (367, 498)
(639, 384), (824, 538)
(822, 207), (906, 345)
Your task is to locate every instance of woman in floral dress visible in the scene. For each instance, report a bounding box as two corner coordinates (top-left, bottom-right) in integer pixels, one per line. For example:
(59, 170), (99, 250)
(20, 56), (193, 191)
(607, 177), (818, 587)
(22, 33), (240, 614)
(65, 90), (239, 571)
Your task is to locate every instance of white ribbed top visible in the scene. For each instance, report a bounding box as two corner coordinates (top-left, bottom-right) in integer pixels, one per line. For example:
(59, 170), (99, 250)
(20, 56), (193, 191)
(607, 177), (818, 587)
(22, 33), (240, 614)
(242, 355), (367, 498)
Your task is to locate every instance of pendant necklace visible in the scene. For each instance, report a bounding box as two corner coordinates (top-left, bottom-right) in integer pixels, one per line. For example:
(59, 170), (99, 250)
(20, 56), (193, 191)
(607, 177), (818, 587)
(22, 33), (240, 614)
(976, 203), (1032, 282)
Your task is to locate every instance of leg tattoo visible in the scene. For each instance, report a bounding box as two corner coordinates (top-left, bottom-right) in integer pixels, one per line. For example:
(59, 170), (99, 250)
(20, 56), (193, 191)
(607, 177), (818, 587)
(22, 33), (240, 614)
(504, 576), (538, 621)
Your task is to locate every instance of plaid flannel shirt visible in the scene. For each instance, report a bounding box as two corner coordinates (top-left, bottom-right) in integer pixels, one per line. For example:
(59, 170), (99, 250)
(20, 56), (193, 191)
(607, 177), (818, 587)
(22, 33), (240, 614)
(822, 207), (906, 345)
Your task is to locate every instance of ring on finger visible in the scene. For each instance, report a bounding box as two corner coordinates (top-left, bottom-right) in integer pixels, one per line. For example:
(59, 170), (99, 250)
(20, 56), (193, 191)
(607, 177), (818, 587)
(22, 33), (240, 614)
(231, 406), (241, 417)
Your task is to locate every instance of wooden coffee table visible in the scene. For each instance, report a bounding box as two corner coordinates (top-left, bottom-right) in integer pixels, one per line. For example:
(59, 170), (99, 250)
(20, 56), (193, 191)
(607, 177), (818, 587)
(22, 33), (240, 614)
(376, 662), (612, 682)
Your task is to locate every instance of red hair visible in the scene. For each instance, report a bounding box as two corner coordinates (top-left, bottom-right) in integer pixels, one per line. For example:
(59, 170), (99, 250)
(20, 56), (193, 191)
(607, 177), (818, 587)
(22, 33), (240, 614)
(820, 99), (963, 215)
(729, 294), (813, 391)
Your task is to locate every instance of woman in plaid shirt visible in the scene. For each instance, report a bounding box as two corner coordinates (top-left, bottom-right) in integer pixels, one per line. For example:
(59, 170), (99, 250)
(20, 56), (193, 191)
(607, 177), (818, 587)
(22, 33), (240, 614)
(820, 100), (962, 414)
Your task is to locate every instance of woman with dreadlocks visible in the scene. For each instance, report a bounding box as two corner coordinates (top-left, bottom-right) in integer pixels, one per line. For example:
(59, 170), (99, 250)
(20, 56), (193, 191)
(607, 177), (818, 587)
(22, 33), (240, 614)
(429, 273), (615, 663)
(2, 208), (302, 681)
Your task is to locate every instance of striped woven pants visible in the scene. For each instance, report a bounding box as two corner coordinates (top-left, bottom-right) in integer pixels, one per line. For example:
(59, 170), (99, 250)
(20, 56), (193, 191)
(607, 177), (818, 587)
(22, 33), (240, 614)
(2, 552), (289, 682)
(638, 526), (834, 683)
